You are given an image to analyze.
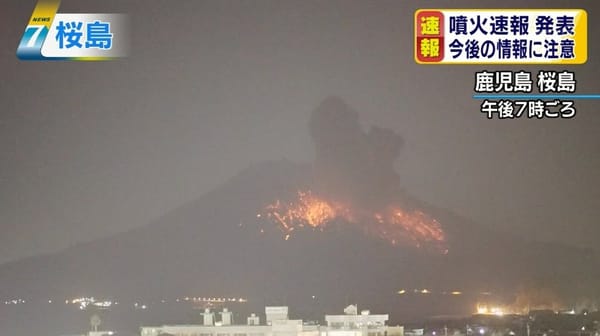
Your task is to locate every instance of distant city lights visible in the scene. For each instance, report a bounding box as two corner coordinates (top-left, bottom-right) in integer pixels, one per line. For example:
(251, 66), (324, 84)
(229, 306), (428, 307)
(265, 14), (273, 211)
(1, 295), (248, 308)
(397, 289), (470, 296)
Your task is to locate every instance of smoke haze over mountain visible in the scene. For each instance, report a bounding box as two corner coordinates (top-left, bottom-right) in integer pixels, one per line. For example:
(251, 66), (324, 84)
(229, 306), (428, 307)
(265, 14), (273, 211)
(1, 0), (599, 266)
(0, 96), (598, 336)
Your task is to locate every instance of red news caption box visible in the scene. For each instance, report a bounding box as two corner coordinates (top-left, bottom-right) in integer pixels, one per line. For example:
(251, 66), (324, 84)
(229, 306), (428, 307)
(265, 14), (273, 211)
(415, 10), (444, 63)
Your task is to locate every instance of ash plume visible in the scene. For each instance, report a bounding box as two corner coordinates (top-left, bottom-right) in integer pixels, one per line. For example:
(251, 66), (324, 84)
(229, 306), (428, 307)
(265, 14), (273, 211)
(309, 96), (405, 208)
(257, 96), (445, 251)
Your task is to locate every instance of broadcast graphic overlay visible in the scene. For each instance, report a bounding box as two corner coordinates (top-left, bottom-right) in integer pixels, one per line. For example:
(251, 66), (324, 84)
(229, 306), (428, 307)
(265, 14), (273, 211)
(415, 9), (600, 119)
(16, 0), (129, 61)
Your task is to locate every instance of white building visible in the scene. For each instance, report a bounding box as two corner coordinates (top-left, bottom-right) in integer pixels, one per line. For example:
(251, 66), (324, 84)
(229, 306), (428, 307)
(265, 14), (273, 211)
(323, 305), (389, 336)
(140, 305), (401, 336)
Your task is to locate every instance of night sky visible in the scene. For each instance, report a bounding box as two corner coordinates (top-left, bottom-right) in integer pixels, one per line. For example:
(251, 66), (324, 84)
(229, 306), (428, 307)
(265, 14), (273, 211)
(0, 0), (599, 264)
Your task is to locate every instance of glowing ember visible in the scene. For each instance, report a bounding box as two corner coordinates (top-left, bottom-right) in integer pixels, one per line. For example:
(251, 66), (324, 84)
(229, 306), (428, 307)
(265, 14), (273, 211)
(387, 208), (445, 246)
(264, 191), (351, 231)
(259, 190), (446, 251)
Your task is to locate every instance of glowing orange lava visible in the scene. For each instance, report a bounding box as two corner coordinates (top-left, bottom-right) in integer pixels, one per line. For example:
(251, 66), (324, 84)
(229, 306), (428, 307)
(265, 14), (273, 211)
(259, 190), (446, 252)
(264, 191), (351, 231)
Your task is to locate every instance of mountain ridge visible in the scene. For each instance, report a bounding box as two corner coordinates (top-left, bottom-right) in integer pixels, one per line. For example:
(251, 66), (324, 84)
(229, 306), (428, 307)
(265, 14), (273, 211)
(1, 158), (597, 318)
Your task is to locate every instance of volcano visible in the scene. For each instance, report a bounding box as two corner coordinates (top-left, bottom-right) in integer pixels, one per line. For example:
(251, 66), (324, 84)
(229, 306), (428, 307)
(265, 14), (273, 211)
(0, 97), (598, 331)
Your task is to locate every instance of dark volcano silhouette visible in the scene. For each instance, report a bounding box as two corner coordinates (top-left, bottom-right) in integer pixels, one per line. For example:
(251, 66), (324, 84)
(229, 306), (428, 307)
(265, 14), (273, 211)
(0, 97), (598, 327)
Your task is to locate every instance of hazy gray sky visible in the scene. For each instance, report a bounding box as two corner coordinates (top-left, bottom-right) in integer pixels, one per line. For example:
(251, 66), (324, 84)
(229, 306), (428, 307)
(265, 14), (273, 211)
(1, 0), (599, 264)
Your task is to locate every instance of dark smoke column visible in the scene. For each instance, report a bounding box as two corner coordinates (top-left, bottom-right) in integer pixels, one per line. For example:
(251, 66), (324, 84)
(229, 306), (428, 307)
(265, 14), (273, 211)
(309, 96), (404, 208)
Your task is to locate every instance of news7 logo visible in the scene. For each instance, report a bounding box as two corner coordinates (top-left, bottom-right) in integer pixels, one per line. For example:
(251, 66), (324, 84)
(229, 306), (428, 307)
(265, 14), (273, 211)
(21, 20), (113, 50)
(20, 25), (47, 48)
